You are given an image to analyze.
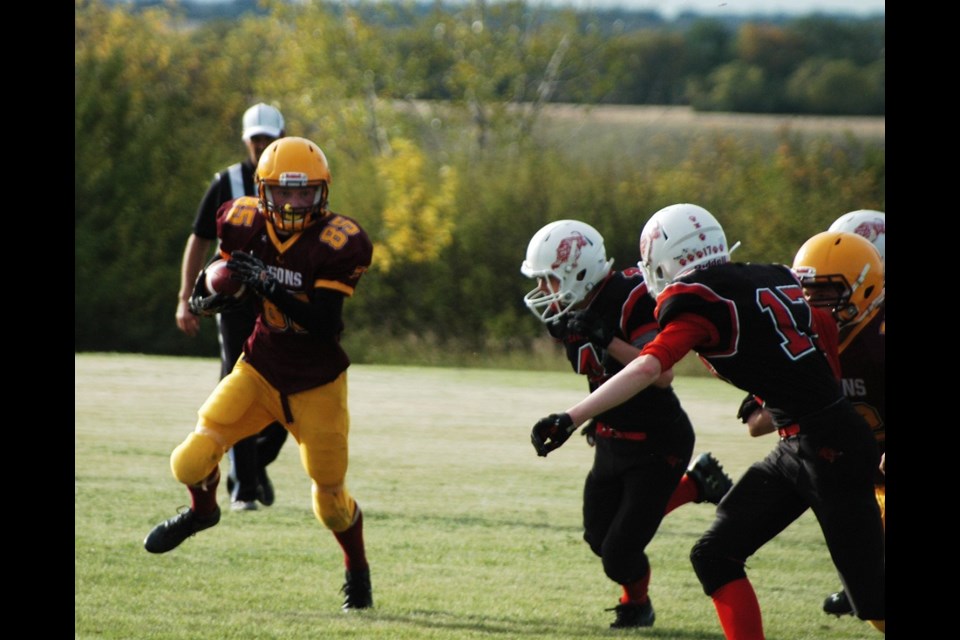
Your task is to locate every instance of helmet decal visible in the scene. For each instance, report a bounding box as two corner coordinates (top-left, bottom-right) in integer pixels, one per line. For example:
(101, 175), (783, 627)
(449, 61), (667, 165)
(852, 219), (885, 244)
(639, 220), (662, 263)
(552, 232), (591, 270)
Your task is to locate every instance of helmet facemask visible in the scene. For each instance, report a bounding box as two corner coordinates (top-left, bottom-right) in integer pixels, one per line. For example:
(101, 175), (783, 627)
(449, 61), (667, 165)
(523, 272), (589, 325)
(260, 181), (328, 233)
(795, 263), (881, 328)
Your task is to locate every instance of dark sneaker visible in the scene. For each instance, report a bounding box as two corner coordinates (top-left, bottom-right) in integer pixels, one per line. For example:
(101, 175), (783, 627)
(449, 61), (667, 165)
(256, 468), (275, 507)
(608, 599), (655, 628)
(341, 568), (373, 610)
(687, 452), (733, 505)
(823, 590), (854, 616)
(144, 507), (221, 554)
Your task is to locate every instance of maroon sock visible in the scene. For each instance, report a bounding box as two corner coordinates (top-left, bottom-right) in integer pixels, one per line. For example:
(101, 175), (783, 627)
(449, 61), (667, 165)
(620, 568), (651, 605)
(333, 505), (368, 572)
(188, 468), (220, 517)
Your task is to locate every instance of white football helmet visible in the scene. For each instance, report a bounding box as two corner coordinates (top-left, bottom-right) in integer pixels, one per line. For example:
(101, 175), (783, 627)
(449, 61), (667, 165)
(521, 220), (614, 324)
(828, 210), (885, 264)
(637, 203), (730, 298)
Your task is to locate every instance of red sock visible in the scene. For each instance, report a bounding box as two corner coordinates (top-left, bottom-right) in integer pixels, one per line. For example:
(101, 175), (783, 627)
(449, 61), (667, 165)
(665, 474), (699, 514)
(711, 578), (765, 640)
(620, 568), (651, 605)
(333, 504), (368, 572)
(188, 467), (220, 517)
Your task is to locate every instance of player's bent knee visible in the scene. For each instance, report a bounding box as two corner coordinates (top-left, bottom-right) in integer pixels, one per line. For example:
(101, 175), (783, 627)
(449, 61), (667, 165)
(171, 432), (224, 485)
(313, 483), (355, 532)
(690, 539), (746, 596)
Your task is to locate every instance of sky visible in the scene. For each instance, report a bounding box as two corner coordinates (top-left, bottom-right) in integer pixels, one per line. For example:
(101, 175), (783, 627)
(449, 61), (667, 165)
(547, 1), (885, 18)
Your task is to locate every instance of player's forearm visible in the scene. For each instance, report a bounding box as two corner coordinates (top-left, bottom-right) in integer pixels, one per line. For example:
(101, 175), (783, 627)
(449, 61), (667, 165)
(605, 337), (640, 367)
(747, 409), (776, 437)
(566, 353), (662, 426)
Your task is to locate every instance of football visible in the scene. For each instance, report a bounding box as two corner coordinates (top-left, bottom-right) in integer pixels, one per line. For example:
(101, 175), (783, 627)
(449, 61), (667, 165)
(204, 259), (246, 298)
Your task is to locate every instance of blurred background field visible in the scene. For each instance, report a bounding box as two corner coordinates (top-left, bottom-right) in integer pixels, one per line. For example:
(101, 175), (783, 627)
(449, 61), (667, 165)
(76, 353), (881, 639)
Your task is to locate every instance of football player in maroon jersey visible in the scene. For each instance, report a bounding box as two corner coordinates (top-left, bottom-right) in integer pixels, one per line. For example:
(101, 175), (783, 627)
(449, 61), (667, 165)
(145, 136), (375, 611)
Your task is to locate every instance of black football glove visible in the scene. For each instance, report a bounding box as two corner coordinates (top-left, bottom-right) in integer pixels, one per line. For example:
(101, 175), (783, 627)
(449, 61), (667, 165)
(227, 251), (280, 298)
(736, 394), (762, 424)
(567, 310), (614, 349)
(531, 413), (577, 457)
(187, 267), (243, 317)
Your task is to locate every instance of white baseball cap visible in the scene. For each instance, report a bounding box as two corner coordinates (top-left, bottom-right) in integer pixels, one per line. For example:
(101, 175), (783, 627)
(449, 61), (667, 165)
(241, 103), (285, 141)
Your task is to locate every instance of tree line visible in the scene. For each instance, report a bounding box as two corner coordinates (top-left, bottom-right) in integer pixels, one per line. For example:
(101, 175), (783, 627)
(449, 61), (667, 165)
(75, 0), (885, 367)
(115, 0), (885, 116)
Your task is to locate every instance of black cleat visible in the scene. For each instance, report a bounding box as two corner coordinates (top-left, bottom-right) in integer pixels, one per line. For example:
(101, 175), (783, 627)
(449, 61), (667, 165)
(144, 507), (221, 554)
(256, 468), (275, 507)
(687, 452), (733, 505)
(341, 568), (373, 610)
(608, 599), (655, 628)
(823, 590), (854, 616)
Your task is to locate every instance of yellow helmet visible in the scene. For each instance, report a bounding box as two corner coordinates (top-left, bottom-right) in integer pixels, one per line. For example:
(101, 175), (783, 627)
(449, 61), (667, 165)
(792, 231), (884, 329)
(256, 137), (331, 232)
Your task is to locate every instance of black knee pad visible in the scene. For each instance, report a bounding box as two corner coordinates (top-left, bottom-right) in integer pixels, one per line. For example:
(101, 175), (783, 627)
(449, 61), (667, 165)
(690, 539), (747, 596)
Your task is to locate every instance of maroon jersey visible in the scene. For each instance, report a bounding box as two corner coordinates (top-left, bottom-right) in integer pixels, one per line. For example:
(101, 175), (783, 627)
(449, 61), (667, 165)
(653, 262), (843, 426)
(839, 302), (885, 452)
(216, 196), (373, 394)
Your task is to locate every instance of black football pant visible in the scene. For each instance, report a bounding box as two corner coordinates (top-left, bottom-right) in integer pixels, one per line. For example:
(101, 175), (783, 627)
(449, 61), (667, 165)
(690, 400), (884, 621)
(582, 413), (694, 586)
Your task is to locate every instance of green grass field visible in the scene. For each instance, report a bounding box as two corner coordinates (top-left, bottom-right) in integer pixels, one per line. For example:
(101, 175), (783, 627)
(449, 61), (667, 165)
(75, 353), (879, 639)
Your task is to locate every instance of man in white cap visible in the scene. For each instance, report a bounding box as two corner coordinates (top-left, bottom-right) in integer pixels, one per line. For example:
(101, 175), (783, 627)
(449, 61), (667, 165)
(174, 102), (289, 511)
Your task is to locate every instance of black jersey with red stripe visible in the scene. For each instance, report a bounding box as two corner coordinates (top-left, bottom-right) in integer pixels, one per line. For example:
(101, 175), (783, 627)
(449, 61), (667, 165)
(839, 303), (885, 452)
(216, 196), (373, 394)
(655, 262), (843, 425)
(555, 268), (683, 431)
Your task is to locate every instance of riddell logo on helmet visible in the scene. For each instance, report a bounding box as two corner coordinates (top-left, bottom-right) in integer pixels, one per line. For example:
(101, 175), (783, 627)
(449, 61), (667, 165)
(278, 172), (309, 187)
(552, 232), (590, 269)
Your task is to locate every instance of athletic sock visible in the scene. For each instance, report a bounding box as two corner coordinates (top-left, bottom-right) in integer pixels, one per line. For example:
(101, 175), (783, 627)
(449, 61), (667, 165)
(188, 467), (220, 517)
(711, 577), (765, 640)
(333, 503), (368, 572)
(665, 474), (699, 514)
(620, 568), (651, 605)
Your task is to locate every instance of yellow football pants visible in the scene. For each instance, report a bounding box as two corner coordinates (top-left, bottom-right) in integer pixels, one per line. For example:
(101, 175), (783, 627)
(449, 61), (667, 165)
(170, 357), (356, 532)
